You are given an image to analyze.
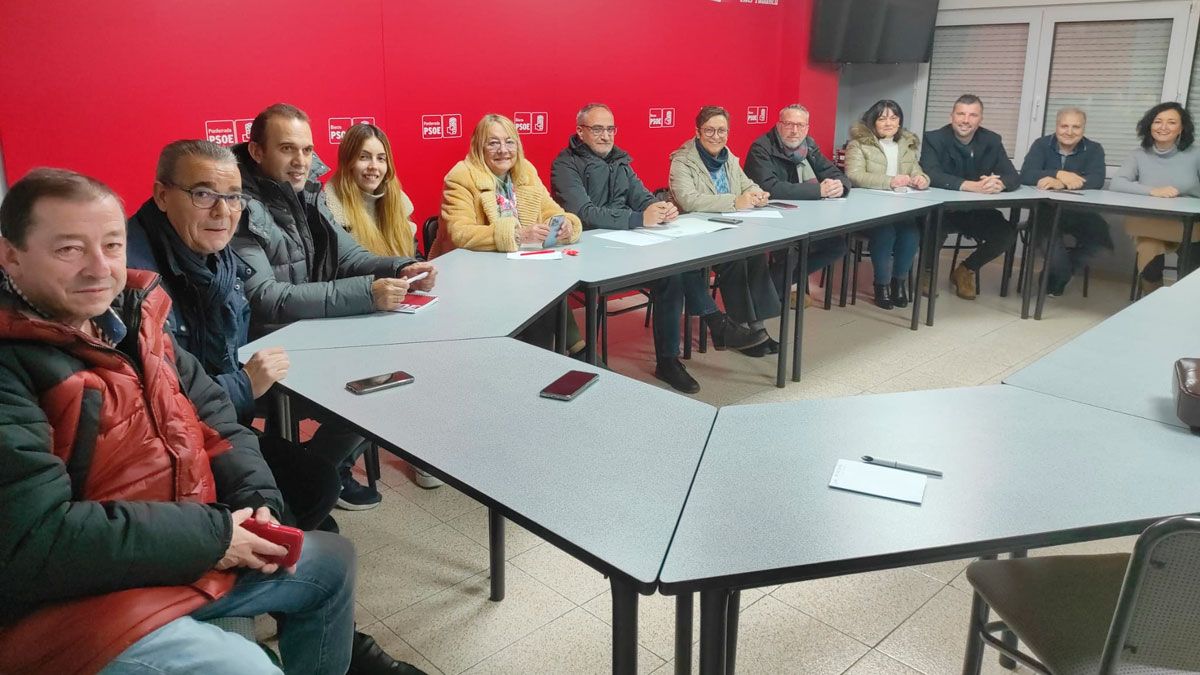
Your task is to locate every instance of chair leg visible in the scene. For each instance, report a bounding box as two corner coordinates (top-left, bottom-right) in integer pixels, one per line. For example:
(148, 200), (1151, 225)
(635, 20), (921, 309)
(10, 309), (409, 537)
(950, 233), (964, 271)
(1082, 265), (1090, 298)
(644, 296), (653, 328)
(823, 265), (834, 309)
(962, 589), (990, 675)
(601, 304), (609, 366)
(1016, 229), (1030, 295)
(1130, 259), (1141, 302)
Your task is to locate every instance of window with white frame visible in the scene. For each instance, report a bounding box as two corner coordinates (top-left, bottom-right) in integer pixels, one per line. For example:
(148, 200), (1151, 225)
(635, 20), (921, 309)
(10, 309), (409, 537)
(924, 23), (1029, 158)
(1189, 36), (1200, 113)
(1041, 20), (1173, 164)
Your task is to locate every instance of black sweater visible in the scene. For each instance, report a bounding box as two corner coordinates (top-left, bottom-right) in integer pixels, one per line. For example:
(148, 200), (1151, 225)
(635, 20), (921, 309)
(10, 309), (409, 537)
(920, 125), (1019, 192)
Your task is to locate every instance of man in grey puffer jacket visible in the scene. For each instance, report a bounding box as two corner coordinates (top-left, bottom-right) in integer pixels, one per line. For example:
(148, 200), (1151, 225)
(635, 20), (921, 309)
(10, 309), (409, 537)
(231, 102), (439, 511)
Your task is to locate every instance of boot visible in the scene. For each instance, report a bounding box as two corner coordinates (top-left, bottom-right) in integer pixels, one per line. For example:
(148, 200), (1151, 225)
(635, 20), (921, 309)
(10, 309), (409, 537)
(702, 312), (768, 351)
(872, 284), (893, 310)
(890, 278), (909, 308)
(949, 263), (977, 300)
(654, 358), (700, 394)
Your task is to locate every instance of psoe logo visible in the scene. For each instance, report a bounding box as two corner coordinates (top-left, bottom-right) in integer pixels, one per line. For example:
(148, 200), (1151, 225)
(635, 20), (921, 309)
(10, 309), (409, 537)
(648, 108), (676, 129)
(513, 112), (548, 135)
(204, 120), (237, 147)
(421, 114), (462, 140)
(747, 106), (769, 124)
(235, 119), (254, 144)
(328, 116), (376, 144)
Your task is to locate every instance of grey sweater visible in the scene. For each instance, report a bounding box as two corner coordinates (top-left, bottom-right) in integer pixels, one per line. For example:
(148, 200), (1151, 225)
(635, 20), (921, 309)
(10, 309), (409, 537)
(1109, 144), (1200, 197)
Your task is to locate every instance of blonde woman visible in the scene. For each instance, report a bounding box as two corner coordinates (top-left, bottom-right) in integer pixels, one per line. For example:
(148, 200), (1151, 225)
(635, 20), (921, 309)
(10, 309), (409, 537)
(323, 123), (419, 258)
(435, 114), (584, 352)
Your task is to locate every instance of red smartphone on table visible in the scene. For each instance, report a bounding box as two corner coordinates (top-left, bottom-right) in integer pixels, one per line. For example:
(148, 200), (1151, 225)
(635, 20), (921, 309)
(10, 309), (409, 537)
(240, 519), (304, 568)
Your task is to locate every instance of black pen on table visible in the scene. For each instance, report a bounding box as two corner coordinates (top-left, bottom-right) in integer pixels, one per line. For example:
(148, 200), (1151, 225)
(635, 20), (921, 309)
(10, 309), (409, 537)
(861, 455), (943, 478)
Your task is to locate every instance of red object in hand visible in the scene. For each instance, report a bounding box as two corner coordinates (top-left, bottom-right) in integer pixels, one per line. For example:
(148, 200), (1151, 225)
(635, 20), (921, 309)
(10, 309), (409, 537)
(240, 519), (304, 568)
(565, 249), (579, 256)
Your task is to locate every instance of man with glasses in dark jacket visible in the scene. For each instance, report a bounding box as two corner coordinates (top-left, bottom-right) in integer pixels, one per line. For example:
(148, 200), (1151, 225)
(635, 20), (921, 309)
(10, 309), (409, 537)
(551, 103), (765, 394)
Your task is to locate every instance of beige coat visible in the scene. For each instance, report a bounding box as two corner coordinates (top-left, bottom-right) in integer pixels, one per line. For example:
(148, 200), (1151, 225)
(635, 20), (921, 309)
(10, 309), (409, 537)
(668, 138), (760, 213)
(432, 158), (581, 257)
(844, 123), (928, 190)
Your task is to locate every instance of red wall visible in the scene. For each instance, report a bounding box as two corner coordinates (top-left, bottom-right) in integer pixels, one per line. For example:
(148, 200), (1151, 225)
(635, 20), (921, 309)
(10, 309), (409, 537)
(0, 0), (838, 222)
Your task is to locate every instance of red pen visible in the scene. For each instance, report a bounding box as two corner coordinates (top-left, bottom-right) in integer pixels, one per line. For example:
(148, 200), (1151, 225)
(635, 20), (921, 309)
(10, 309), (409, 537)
(519, 249), (555, 256)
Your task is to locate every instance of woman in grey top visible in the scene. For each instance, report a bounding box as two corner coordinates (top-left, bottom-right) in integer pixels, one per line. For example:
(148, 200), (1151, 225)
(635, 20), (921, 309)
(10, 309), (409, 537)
(1109, 101), (1200, 294)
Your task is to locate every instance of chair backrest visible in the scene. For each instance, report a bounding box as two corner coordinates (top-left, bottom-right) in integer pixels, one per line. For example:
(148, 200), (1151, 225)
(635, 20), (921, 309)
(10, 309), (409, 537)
(1100, 515), (1200, 674)
(422, 216), (439, 258)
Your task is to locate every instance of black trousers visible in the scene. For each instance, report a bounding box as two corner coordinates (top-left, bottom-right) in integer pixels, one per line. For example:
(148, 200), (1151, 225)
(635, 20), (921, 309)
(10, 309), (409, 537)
(715, 254), (782, 325)
(942, 208), (1018, 271)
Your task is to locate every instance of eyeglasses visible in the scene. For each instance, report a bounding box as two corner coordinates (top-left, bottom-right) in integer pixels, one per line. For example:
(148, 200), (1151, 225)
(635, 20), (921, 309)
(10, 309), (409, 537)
(485, 139), (518, 152)
(700, 127), (729, 138)
(166, 183), (247, 211)
(779, 122), (809, 130)
(582, 125), (617, 136)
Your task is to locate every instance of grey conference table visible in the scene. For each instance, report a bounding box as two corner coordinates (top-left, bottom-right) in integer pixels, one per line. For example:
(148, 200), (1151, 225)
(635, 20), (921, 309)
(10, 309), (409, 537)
(572, 218), (801, 387)
(275, 337), (716, 675)
(884, 186), (1047, 323)
(1005, 275), (1200, 429)
(658, 385), (1200, 675)
(1036, 189), (1200, 318)
(238, 247), (580, 355)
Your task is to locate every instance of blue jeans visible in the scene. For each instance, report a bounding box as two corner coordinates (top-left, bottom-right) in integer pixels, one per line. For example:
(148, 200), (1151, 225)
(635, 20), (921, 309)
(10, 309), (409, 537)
(652, 269), (719, 359)
(769, 237), (848, 297)
(867, 221), (920, 284)
(100, 531), (356, 675)
(1042, 210), (1113, 282)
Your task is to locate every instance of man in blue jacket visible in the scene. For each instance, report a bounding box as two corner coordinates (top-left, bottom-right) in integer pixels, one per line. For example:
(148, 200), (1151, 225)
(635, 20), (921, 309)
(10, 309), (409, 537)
(1020, 107), (1111, 295)
(921, 95), (1020, 300)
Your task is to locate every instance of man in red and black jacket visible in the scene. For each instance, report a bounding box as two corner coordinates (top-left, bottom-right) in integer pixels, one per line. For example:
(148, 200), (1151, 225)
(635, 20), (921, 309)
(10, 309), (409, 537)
(0, 169), (422, 675)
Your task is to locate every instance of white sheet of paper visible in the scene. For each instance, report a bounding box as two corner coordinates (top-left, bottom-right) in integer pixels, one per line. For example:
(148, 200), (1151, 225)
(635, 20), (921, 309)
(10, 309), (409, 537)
(727, 209), (783, 218)
(506, 251), (564, 260)
(593, 230), (670, 246)
(828, 459), (926, 504)
(653, 216), (739, 238)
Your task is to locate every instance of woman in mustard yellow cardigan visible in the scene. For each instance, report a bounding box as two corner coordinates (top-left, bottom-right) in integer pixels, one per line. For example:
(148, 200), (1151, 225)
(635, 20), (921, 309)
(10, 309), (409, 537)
(431, 114), (581, 257)
(434, 114), (584, 352)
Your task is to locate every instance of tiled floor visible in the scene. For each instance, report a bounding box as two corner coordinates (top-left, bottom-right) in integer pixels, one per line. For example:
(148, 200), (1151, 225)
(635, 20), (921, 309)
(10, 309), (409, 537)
(313, 258), (1144, 674)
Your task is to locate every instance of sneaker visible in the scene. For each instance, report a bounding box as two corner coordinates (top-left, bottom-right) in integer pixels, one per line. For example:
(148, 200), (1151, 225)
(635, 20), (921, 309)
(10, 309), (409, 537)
(654, 358), (700, 394)
(788, 288), (815, 308)
(738, 336), (779, 358)
(919, 272), (938, 298)
(702, 312), (768, 351)
(949, 263), (977, 300)
(348, 631), (428, 675)
(336, 476), (382, 511)
(414, 469), (443, 489)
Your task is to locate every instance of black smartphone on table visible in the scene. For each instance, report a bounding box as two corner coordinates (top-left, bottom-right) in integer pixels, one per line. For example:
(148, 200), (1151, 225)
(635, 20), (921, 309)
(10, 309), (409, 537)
(539, 370), (599, 401)
(346, 370), (414, 394)
(766, 201), (798, 209)
(707, 217), (743, 225)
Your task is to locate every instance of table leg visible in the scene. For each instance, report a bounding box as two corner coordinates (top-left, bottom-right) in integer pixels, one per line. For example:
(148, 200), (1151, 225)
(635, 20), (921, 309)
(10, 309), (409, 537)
(1020, 202), (1040, 320)
(557, 298), (569, 355)
(1180, 216), (1195, 278)
(611, 576), (639, 675)
(999, 208), (1020, 297)
(911, 212), (930, 331)
(675, 594), (693, 675)
(585, 286), (599, 365)
(488, 508), (505, 602)
(726, 590), (740, 675)
(926, 208), (944, 327)
(792, 239), (810, 383)
(699, 589), (730, 675)
(775, 246), (795, 389)
(1034, 205), (1060, 320)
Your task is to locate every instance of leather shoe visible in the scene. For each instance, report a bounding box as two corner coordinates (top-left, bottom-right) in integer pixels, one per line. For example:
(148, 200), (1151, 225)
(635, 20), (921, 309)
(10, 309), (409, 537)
(890, 278), (909, 308)
(949, 263), (977, 300)
(739, 336), (779, 358)
(654, 358), (700, 394)
(703, 312), (768, 351)
(349, 631), (428, 675)
(872, 284), (893, 310)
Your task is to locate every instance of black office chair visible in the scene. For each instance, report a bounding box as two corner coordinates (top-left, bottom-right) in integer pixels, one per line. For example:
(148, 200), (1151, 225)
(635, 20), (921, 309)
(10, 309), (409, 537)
(963, 515), (1200, 675)
(422, 216), (439, 259)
